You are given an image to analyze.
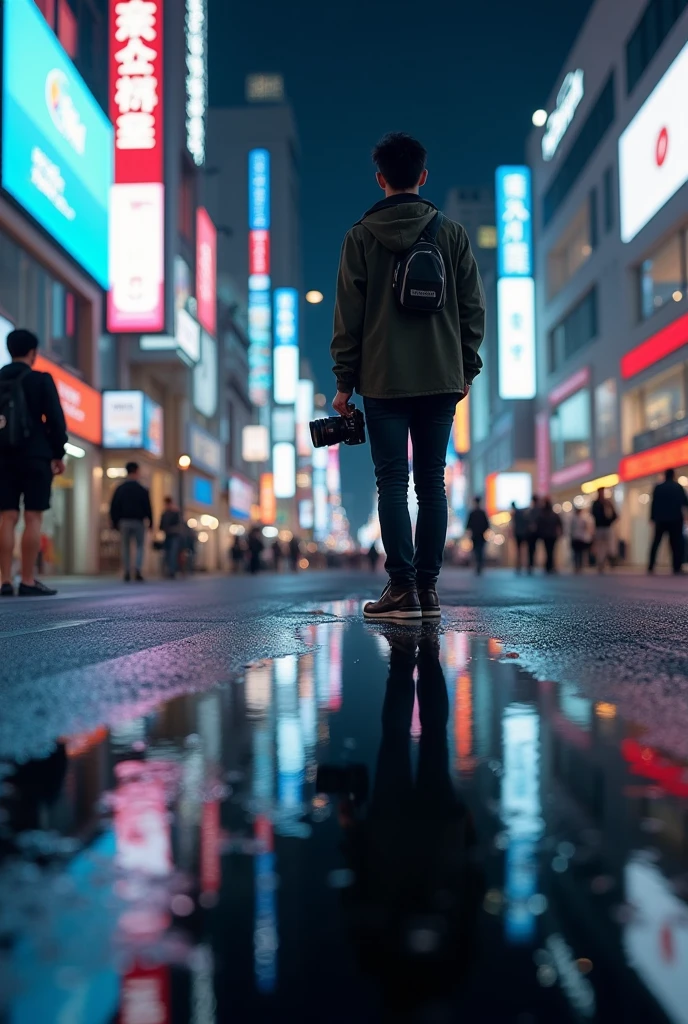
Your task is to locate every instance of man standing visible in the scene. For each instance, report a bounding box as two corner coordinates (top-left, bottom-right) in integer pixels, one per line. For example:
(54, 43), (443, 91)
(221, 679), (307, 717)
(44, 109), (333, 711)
(466, 497), (490, 576)
(110, 462), (152, 581)
(648, 469), (688, 575)
(159, 496), (182, 579)
(330, 132), (485, 621)
(591, 487), (618, 573)
(0, 329), (67, 596)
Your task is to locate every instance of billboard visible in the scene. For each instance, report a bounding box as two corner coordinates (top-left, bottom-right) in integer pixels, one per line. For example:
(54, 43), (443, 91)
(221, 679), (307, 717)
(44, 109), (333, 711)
(229, 476), (254, 520)
(274, 287), (299, 405)
(185, 0), (207, 166)
(102, 390), (163, 455)
(497, 278), (536, 399)
(248, 149), (271, 406)
(108, 0), (165, 331)
(196, 208), (216, 336)
(619, 42), (688, 243)
(1, 0), (113, 288)
(496, 167), (536, 400)
(34, 354), (102, 445)
(273, 442), (296, 498)
(193, 330), (218, 417)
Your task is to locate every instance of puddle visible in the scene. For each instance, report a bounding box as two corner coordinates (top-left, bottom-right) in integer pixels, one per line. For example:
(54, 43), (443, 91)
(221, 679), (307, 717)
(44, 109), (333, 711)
(1, 608), (688, 1021)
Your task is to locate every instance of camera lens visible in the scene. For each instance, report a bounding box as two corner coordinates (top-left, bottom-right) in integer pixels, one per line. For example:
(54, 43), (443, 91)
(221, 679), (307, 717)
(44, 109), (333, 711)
(309, 416), (345, 448)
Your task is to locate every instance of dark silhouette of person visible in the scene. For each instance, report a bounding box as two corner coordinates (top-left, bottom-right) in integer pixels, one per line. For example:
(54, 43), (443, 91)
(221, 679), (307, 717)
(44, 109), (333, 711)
(247, 526), (264, 575)
(466, 495), (489, 575)
(649, 468), (688, 574)
(331, 633), (483, 1018)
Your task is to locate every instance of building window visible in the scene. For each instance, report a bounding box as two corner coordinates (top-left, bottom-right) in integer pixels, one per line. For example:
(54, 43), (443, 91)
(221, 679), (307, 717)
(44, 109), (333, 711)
(644, 366), (686, 431)
(548, 289), (598, 372)
(550, 389), (592, 472)
(639, 232), (686, 319)
(626, 0), (688, 94)
(543, 74), (615, 227)
(603, 166), (614, 233)
(547, 200), (593, 299)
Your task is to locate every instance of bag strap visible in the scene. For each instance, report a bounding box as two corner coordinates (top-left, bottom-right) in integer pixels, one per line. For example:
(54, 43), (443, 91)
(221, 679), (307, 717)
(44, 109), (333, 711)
(422, 211), (443, 243)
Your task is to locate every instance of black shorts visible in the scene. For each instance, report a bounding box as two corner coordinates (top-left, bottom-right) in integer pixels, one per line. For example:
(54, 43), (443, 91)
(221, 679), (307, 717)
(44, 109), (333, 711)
(0, 458), (54, 512)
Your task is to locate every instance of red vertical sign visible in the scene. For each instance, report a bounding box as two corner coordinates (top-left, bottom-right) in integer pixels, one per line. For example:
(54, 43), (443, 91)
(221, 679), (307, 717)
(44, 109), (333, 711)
(196, 208), (217, 337)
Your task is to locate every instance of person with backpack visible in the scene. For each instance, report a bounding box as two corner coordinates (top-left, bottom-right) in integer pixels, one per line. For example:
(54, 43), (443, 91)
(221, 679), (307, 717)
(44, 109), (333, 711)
(330, 132), (485, 621)
(591, 487), (618, 573)
(0, 329), (67, 596)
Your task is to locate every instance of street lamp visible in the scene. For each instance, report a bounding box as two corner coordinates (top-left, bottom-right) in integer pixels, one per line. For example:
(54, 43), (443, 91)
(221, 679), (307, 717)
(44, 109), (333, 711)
(305, 290), (324, 304)
(178, 454), (191, 511)
(532, 109), (547, 127)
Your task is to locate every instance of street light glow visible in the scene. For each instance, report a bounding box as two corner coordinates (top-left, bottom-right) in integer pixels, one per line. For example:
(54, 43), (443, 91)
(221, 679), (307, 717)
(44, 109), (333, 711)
(178, 454), (191, 470)
(305, 290), (324, 304)
(532, 109), (547, 127)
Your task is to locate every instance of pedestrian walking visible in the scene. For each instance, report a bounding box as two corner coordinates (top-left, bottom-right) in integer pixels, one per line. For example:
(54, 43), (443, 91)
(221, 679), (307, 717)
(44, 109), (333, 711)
(0, 329), (67, 596)
(182, 522), (196, 573)
(159, 497), (183, 578)
(591, 488), (618, 572)
(248, 526), (264, 575)
(367, 541), (381, 572)
(288, 535), (301, 571)
(538, 499), (562, 574)
(330, 132), (485, 620)
(466, 496), (489, 576)
(510, 501), (529, 574)
(110, 461), (153, 582)
(570, 506), (594, 573)
(648, 468), (688, 575)
(230, 535), (247, 573)
(272, 538), (284, 572)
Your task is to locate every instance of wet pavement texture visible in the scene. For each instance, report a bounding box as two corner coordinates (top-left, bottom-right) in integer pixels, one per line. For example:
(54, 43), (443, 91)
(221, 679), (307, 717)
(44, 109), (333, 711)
(2, 577), (688, 1022)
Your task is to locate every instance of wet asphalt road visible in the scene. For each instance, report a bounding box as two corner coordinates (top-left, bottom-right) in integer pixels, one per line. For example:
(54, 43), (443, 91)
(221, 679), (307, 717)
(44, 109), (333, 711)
(1, 568), (688, 1023)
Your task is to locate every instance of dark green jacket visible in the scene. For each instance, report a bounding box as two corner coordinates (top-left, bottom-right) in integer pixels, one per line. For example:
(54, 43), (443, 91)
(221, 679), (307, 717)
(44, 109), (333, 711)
(331, 195), (485, 398)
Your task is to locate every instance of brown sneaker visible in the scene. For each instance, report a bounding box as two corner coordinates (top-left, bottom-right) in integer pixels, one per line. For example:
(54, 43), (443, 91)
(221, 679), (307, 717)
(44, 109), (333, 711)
(363, 582), (421, 622)
(417, 585), (441, 619)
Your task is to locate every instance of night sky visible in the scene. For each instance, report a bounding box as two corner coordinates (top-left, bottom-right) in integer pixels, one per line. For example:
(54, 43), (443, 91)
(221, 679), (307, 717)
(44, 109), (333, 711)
(209, 0), (594, 533)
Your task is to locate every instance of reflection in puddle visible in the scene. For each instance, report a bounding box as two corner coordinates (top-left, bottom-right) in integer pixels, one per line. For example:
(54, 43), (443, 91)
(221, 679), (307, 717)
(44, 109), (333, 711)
(1, 612), (688, 1021)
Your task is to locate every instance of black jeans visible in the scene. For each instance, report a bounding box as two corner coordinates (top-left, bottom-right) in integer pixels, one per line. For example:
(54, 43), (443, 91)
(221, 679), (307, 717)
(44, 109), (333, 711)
(364, 393), (459, 587)
(649, 521), (684, 573)
(571, 539), (586, 572)
(544, 538), (557, 573)
(473, 537), (485, 575)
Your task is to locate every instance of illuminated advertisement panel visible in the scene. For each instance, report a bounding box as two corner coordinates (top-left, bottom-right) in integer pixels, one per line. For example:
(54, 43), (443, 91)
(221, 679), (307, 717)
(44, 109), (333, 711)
(108, 0), (165, 332)
(196, 208), (217, 336)
(2, 0), (113, 288)
(273, 441), (296, 498)
(496, 166), (536, 400)
(248, 149), (271, 406)
(619, 42), (688, 243)
(273, 287), (299, 405)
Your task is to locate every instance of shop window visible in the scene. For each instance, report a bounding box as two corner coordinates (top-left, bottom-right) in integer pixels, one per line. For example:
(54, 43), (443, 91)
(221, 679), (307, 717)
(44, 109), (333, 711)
(548, 288), (598, 372)
(58, 0), (78, 58)
(639, 232), (685, 319)
(550, 389), (592, 472)
(543, 74), (615, 227)
(644, 366), (685, 431)
(547, 200), (593, 299)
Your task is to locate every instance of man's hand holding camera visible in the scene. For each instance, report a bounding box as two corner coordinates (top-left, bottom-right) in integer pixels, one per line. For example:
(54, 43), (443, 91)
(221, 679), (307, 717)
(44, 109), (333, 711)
(333, 390), (354, 417)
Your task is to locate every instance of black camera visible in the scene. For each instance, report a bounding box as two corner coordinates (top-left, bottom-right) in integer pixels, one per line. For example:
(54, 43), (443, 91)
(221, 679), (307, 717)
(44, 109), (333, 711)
(309, 407), (366, 449)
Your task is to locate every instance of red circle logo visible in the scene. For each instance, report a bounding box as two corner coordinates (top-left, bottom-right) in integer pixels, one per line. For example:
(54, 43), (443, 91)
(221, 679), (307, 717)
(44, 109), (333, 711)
(656, 127), (669, 167)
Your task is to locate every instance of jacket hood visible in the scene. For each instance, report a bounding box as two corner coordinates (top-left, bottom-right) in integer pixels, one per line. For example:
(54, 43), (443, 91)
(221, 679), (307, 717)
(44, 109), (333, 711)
(360, 199), (438, 253)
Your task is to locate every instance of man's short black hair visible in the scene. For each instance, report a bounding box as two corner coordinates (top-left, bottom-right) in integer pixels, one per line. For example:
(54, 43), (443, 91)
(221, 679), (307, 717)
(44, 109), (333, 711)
(7, 329), (39, 359)
(666, 468), (675, 480)
(126, 461), (139, 475)
(372, 132), (427, 190)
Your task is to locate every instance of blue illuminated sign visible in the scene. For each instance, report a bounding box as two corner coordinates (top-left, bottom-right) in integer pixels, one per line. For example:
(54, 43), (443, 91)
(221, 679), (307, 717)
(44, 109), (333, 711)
(191, 475), (214, 506)
(2, 0), (113, 287)
(248, 149), (270, 230)
(273, 288), (298, 347)
(495, 166), (533, 279)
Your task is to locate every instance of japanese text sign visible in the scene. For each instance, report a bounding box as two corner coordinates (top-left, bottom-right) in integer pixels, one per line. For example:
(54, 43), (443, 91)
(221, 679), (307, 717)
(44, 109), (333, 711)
(496, 166), (533, 278)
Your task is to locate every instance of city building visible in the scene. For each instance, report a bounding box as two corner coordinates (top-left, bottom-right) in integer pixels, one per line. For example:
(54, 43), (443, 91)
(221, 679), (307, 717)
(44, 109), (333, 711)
(206, 83), (303, 532)
(0, 0), (112, 573)
(528, 0), (688, 565)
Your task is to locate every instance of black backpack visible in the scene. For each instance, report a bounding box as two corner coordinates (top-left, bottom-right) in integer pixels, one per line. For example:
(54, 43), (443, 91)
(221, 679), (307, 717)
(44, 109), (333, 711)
(392, 212), (447, 313)
(0, 367), (31, 451)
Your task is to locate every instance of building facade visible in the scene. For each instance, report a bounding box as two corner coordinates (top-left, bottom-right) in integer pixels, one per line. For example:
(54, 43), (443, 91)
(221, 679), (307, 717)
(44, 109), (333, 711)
(528, 0), (688, 565)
